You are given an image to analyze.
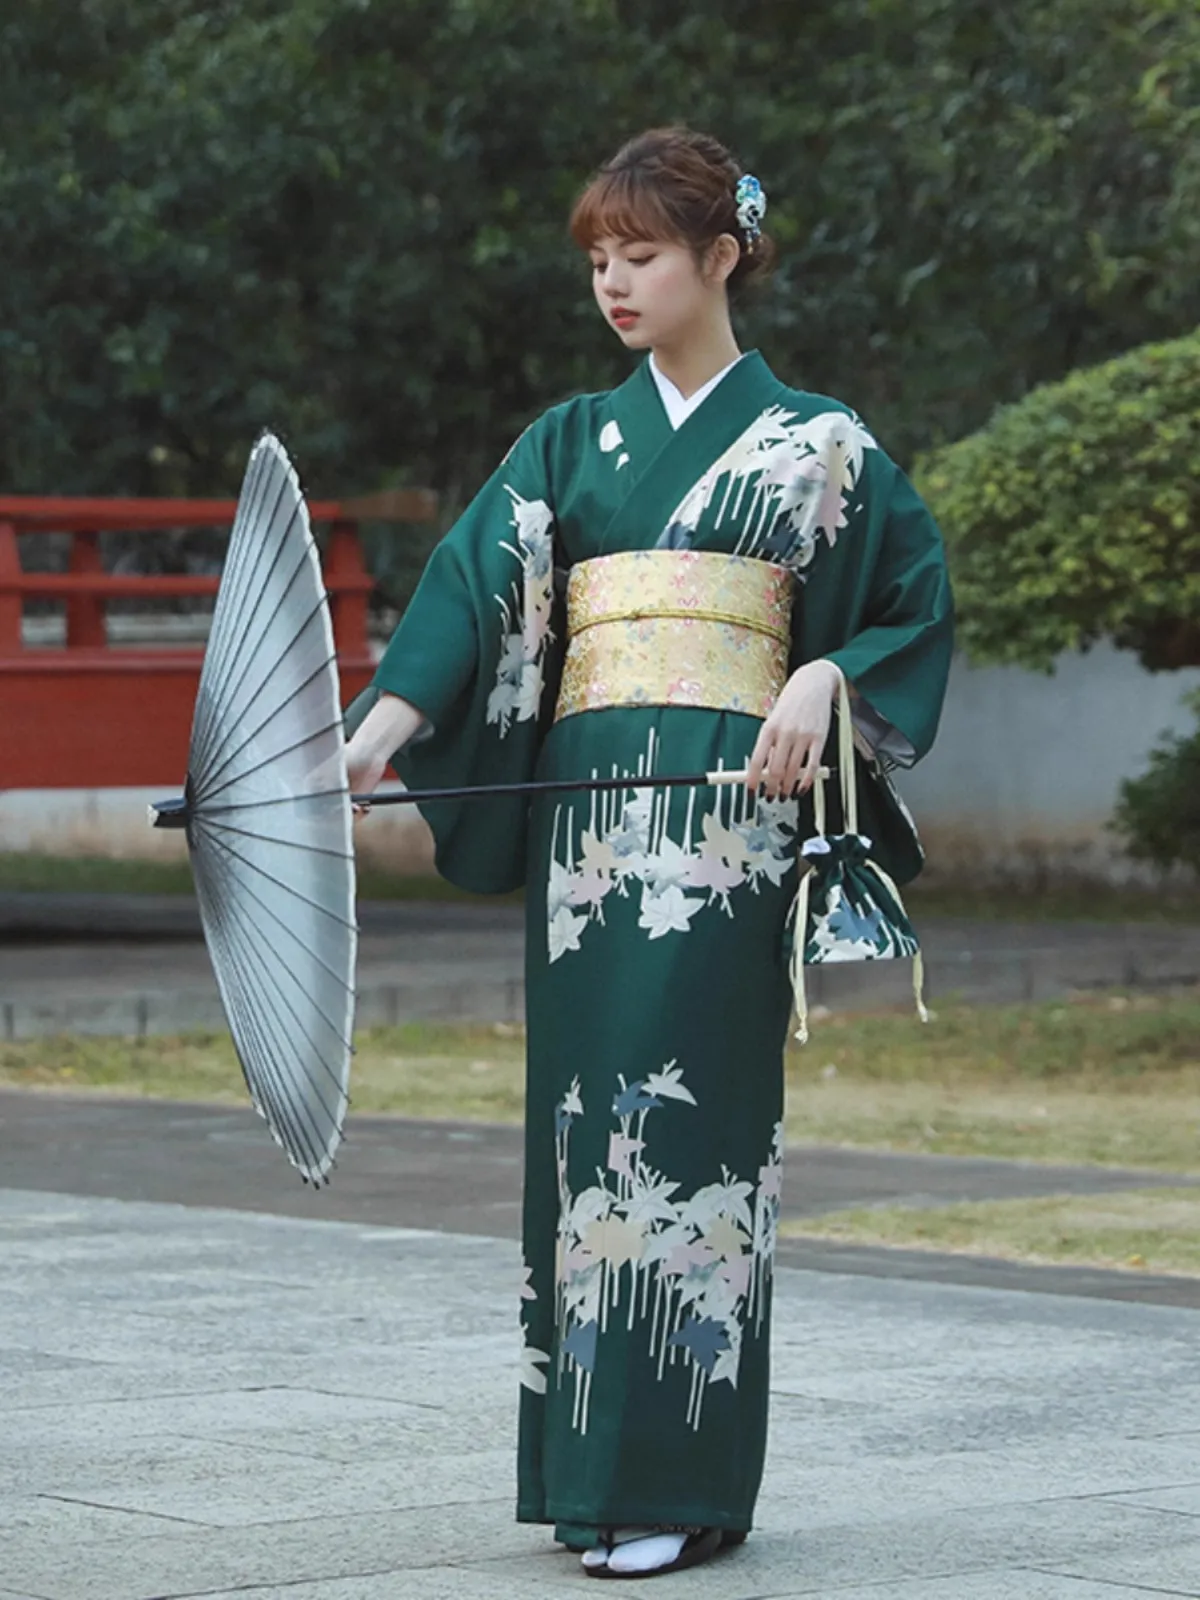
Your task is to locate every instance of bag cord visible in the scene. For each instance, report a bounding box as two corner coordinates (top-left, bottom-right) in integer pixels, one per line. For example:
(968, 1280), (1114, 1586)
(788, 668), (928, 1043)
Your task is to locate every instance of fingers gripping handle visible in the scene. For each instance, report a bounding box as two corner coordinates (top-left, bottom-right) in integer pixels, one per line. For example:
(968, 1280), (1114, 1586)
(707, 766), (832, 789)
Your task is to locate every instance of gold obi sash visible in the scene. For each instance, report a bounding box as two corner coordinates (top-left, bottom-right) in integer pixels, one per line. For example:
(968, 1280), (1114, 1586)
(555, 550), (793, 721)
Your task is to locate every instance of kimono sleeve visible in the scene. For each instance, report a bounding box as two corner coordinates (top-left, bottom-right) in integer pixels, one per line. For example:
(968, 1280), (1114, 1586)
(822, 453), (954, 768)
(369, 418), (563, 893)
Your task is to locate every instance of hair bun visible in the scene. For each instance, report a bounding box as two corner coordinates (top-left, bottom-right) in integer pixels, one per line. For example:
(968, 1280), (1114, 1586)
(570, 126), (776, 294)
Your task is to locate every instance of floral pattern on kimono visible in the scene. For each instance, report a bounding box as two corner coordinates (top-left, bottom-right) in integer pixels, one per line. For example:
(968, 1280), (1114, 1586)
(545, 731), (798, 964)
(487, 490), (557, 736)
(659, 405), (878, 576)
(546, 1064), (784, 1436)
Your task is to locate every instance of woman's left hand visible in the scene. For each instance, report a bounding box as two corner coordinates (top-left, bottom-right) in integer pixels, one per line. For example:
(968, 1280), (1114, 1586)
(746, 659), (842, 799)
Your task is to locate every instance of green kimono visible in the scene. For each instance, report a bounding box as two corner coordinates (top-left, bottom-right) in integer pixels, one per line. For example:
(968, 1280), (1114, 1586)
(372, 351), (953, 1540)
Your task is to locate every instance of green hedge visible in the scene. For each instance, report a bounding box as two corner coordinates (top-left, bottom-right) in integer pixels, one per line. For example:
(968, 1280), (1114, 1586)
(1111, 689), (1200, 877)
(916, 330), (1200, 672)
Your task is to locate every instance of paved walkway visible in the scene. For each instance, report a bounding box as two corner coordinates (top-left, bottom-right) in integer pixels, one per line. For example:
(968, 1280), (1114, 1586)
(3, 1089), (1199, 1309)
(6, 897), (1200, 1594)
(4, 893), (1200, 1037)
(4, 1186), (1200, 1599)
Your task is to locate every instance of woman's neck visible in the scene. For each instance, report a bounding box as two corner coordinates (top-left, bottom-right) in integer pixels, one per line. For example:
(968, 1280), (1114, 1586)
(652, 320), (741, 400)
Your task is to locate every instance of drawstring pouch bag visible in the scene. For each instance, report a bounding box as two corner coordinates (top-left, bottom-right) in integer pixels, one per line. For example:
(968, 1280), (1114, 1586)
(789, 672), (928, 1044)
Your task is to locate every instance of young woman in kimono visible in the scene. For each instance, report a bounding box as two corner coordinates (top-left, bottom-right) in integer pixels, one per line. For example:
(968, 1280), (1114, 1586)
(346, 127), (953, 1579)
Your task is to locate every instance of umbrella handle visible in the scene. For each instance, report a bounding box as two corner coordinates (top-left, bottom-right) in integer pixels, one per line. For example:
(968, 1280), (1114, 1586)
(351, 764), (832, 808)
(149, 766), (833, 824)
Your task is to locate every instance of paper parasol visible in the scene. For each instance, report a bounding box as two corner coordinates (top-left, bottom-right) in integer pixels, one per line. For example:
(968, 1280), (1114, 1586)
(154, 433), (356, 1184)
(151, 435), (818, 1183)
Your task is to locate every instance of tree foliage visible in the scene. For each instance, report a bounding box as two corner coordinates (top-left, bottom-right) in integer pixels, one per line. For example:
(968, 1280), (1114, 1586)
(1111, 691), (1200, 874)
(915, 328), (1200, 672)
(1, 0), (1198, 607)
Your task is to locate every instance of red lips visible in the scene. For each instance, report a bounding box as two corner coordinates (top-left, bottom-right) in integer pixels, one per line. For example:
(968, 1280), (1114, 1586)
(612, 308), (639, 328)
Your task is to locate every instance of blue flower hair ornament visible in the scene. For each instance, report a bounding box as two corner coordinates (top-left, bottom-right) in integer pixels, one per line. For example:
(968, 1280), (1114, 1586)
(735, 173), (767, 247)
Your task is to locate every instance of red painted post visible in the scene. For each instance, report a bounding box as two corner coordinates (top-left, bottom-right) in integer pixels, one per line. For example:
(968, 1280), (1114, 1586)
(324, 519), (372, 663)
(66, 530), (107, 648)
(0, 522), (20, 654)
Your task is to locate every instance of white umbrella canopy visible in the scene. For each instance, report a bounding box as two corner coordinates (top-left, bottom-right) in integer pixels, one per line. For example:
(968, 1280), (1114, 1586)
(149, 436), (799, 1183)
(158, 433), (356, 1184)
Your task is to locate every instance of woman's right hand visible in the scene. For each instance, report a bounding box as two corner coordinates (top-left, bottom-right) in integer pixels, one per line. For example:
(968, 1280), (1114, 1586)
(344, 692), (426, 817)
(345, 745), (393, 809)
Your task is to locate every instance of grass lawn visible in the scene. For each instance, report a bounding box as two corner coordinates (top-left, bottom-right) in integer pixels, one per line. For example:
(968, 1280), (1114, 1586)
(779, 1190), (1200, 1278)
(783, 992), (1200, 1170)
(5, 989), (1199, 1275)
(3, 989), (1199, 1169)
(0, 852), (514, 904)
(0, 1022), (530, 1123)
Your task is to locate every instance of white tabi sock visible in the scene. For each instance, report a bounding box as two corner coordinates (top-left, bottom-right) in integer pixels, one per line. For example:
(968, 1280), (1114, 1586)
(580, 1545), (610, 1570)
(606, 1530), (689, 1574)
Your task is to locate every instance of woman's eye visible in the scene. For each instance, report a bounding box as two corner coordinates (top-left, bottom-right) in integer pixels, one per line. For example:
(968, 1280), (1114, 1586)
(628, 255), (655, 266)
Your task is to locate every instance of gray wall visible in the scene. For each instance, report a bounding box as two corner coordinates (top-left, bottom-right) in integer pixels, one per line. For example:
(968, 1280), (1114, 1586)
(898, 644), (1200, 885)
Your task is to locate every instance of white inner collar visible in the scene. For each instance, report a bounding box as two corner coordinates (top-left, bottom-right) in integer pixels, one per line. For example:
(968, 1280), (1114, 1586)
(649, 353), (743, 430)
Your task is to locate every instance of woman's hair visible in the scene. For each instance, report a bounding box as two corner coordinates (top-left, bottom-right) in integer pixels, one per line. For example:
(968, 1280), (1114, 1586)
(569, 126), (776, 293)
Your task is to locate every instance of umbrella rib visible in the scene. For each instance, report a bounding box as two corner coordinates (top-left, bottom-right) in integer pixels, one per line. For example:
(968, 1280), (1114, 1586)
(194, 820), (357, 990)
(205, 443), (277, 652)
(219, 922), (346, 1162)
(200, 847), (340, 1176)
(191, 575), (327, 798)
(196, 818), (354, 862)
(195, 859), (318, 1172)
(192, 638), (333, 806)
(193, 817), (358, 937)
(227, 969), (326, 1179)
(194, 711), (346, 810)
(199, 831), (356, 1067)
(194, 512), (310, 767)
(192, 465), (301, 760)
(204, 441), (273, 660)
(193, 540), (314, 779)
(192, 460), (294, 761)
(215, 909), (352, 1114)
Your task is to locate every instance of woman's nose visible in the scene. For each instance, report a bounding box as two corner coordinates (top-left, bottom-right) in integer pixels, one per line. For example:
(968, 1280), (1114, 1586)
(601, 265), (628, 297)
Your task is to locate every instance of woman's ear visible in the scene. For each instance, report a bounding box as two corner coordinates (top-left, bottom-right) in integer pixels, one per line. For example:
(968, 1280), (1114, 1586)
(705, 233), (741, 286)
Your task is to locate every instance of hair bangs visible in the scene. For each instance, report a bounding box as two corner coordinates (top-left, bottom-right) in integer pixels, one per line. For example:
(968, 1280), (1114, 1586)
(569, 168), (680, 252)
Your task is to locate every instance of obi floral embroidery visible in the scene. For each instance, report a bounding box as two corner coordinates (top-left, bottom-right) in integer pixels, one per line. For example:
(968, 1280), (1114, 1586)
(550, 1064), (784, 1434)
(486, 489), (557, 737)
(556, 551), (793, 722)
(545, 733), (798, 963)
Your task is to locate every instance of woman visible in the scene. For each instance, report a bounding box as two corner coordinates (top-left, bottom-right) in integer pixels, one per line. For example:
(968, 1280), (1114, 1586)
(346, 127), (953, 1579)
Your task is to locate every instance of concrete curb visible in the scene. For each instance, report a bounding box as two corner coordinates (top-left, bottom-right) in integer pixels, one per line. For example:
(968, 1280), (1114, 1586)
(2, 895), (1199, 1037)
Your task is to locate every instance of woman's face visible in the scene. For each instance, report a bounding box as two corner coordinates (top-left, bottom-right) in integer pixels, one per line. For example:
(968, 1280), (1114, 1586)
(589, 234), (728, 352)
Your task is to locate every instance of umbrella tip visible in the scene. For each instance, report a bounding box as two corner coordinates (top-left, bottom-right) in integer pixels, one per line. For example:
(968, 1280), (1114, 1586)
(149, 797), (190, 831)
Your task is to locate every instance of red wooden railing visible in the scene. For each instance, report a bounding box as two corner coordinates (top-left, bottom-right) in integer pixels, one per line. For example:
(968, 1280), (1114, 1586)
(0, 490), (436, 789)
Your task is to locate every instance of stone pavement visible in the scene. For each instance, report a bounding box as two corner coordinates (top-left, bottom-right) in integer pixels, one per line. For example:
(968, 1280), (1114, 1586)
(5, 895), (1200, 1595)
(4, 1186), (1200, 1600)
(4, 893), (1200, 1037)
